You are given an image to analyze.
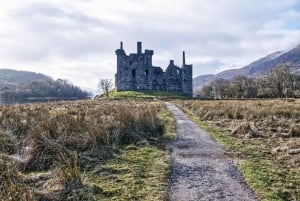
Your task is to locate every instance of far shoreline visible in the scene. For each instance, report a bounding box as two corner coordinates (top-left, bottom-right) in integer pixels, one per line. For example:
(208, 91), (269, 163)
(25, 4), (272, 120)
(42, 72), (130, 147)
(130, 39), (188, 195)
(0, 96), (91, 105)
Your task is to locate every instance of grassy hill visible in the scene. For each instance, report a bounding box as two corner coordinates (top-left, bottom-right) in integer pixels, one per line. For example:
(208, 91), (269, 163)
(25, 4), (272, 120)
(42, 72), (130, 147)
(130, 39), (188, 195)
(102, 90), (189, 100)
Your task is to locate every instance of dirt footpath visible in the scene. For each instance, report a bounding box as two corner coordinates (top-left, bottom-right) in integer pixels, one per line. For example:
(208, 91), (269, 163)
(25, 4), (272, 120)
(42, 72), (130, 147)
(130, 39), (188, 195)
(166, 102), (258, 201)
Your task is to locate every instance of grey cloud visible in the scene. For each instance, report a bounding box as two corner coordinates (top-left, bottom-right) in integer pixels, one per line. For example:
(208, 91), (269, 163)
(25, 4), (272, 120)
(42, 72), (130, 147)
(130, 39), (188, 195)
(7, 2), (119, 60)
(10, 0), (299, 63)
(15, 2), (108, 29)
(16, 2), (64, 18)
(1, 0), (300, 90)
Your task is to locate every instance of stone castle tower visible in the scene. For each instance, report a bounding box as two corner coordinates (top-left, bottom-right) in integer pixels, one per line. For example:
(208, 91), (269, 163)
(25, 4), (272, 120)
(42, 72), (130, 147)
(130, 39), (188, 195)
(115, 42), (193, 96)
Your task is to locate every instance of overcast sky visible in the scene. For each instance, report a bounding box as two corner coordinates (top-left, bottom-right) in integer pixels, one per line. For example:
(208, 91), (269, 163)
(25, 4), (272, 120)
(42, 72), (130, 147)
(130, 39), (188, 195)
(0, 0), (300, 91)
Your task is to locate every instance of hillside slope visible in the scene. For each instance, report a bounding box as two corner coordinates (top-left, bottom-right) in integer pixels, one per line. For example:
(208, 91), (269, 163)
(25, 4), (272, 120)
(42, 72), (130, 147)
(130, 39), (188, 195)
(193, 44), (300, 92)
(0, 69), (51, 86)
(0, 69), (89, 99)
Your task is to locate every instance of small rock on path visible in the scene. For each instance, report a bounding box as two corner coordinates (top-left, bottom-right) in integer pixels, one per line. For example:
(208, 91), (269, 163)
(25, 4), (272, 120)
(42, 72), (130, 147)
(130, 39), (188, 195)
(166, 102), (258, 201)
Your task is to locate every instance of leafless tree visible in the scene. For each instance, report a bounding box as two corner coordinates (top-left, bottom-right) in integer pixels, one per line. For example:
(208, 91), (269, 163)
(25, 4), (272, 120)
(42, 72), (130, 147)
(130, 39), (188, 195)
(98, 79), (113, 98)
(197, 64), (298, 99)
(197, 85), (213, 99)
(259, 64), (295, 98)
(214, 78), (230, 99)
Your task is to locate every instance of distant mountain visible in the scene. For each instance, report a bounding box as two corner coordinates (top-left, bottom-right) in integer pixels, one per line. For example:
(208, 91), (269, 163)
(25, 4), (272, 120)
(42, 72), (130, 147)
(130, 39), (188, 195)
(0, 69), (51, 86)
(193, 74), (215, 92)
(193, 44), (300, 92)
(0, 69), (89, 100)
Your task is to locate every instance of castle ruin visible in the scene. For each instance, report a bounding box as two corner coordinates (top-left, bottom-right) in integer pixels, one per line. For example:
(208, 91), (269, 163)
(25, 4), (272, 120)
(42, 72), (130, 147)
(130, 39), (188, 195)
(115, 42), (193, 96)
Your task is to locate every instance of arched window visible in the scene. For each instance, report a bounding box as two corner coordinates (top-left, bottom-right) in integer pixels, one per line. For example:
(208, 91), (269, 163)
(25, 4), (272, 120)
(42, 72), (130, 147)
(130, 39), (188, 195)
(132, 69), (136, 78)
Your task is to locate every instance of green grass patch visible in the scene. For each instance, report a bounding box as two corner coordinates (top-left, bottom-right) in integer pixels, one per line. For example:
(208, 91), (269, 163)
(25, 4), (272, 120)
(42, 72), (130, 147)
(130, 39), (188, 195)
(81, 102), (176, 201)
(87, 145), (170, 201)
(108, 90), (188, 100)
(178, 105), (300, 201)
(158, 105), (177, 141)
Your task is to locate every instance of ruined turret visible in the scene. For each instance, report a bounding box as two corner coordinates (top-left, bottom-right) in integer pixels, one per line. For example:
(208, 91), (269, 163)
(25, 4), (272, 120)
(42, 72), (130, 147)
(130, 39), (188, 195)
(115, 42), (193, 96)
(181, 51), (193, 97)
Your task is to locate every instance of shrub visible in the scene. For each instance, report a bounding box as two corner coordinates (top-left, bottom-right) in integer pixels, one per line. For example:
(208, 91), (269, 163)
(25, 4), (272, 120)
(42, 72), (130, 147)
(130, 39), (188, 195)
(0, 130), (15, 154)
(0, 155), (35, 201)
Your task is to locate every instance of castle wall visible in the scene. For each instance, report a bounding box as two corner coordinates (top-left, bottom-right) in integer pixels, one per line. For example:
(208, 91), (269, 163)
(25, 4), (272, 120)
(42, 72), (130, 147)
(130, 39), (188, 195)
(181, 64), (193, 96)
(115, 42), (193, 96)
(165, 60), (182, 91)
(152, 67), (165, 90)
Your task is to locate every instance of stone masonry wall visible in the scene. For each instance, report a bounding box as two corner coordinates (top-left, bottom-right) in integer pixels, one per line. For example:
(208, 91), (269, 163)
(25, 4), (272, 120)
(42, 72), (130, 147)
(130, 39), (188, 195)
(115, 42), (193, 96)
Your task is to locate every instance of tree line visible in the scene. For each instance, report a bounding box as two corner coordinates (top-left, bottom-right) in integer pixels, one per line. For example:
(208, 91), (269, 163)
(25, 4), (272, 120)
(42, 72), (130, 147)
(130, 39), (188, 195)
(198, 64), (300, 99)
(0, 79), (90, 100)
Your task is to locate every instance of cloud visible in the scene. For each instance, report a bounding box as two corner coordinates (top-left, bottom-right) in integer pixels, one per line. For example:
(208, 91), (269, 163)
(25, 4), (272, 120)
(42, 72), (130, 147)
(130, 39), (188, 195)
(4, 2), (117, 61)
(0, 0), (300, 91)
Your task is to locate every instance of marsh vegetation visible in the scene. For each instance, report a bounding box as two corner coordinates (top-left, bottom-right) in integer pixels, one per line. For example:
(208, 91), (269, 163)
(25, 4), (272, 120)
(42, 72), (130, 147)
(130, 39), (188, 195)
(175, 99), (300, 200)
(0, 99), (175, 201)
(1, 92), (299, 201)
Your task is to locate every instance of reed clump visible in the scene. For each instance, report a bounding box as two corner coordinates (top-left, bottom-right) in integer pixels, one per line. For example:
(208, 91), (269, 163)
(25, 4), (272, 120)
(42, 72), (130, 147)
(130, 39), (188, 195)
(0, 99), (169, 200)
(175, 99), (300, 138)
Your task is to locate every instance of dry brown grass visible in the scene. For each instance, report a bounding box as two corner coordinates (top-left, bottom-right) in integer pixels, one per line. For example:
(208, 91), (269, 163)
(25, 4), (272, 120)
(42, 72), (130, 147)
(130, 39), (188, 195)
(174, 99), (300, 200)
(175, 99), (300, 165)
(177, 99), (300, 138)
(0, 99), (169, 201)
(0, 154), (35, 201)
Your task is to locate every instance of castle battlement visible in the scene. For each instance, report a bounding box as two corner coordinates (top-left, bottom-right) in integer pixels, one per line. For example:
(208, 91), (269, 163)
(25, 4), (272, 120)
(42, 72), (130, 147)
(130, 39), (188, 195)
(115, 42), (193, 96)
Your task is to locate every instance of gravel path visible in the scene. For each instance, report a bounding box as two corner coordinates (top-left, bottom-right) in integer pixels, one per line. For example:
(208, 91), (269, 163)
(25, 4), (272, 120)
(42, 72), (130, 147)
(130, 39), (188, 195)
(166, 102), (258, 201)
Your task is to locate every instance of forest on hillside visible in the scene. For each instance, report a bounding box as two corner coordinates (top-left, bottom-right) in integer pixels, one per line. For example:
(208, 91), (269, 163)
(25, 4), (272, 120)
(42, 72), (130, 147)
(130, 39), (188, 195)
(0, 79), (90, 100)
(198, 64), (300, 99)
